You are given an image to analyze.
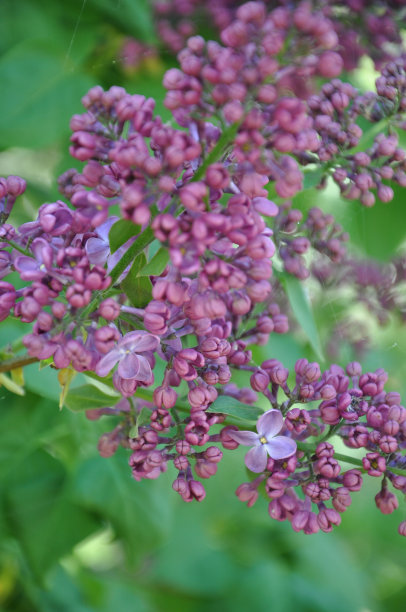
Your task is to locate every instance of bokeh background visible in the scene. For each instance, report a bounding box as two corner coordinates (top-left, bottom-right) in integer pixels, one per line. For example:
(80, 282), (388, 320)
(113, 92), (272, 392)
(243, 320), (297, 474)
(0, 1), (405, 610)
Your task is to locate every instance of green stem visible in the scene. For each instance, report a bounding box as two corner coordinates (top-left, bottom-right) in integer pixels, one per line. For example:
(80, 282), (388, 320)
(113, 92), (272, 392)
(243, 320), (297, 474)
(296, 442), (406, 476)
(191, 120), (241, 182)
(3, 239), (33, 257)
(0, 354), (38, 373)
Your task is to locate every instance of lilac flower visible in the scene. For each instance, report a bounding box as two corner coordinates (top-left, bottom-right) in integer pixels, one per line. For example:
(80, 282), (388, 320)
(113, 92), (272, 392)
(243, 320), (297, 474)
(229, 409), (297, 473)
(95, 331), (159, 382)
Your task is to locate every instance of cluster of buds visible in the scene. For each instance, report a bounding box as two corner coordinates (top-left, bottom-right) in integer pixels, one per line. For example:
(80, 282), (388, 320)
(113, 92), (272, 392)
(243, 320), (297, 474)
(152, 1), (405, 71)
(0, 1), (405, 537)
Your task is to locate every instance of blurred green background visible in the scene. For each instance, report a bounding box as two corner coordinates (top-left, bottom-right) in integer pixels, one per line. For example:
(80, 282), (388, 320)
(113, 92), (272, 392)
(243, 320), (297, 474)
(0, 1), (405, 611)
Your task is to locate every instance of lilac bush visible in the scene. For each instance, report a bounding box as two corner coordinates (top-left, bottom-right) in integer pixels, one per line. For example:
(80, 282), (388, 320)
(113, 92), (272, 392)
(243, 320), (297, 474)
(1, 0), (406, 536)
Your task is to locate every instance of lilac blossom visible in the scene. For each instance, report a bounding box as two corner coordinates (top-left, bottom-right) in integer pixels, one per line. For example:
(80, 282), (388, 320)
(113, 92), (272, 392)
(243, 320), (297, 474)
(95, 331), (159, 382)
(228, 409), (297, 473)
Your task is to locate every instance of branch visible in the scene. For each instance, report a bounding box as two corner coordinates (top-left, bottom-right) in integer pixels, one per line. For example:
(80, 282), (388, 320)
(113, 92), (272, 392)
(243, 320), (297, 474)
(0, 354), (39, 373)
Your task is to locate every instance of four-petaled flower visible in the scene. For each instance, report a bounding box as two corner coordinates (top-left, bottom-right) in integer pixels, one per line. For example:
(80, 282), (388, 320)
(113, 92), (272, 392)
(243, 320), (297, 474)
(96, 331), (159, 382)
(228, 409), (297, 473)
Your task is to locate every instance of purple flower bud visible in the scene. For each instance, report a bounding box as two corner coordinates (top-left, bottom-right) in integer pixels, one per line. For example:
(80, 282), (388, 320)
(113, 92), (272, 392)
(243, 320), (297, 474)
(362, 452), (386, 477)
(332, 487), (352, 512)
(342, 469), (363, 491)
(250, 370), (270, 392)
(0, 281), (16, 321)
(375, 487), (399, 515)
(318, 507), (341, 532)
(98, 298), (120, 320)
(154, 385), (177, 410)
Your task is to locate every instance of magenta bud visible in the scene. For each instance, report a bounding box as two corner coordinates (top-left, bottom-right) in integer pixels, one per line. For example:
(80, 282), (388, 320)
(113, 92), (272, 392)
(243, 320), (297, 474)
(250, 370), (270, 392)
(98, 298), (120, 320)
(154, 385), (178, 410)
(375, 487), (399, 515)
(176, 440), (191, 455)
(236, 483), (258, 507)
(189, 479), (206, 502)
(342, 469), (363, 491)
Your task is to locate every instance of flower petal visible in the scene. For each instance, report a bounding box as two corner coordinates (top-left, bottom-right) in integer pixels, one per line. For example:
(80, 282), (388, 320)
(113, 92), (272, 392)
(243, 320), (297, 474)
(257, 409), (283, 437)
(120, 331), (159, 353)
(133, 355), (153, 383)
(118, 352), (140, 379)
(228, 430), (260, 446)
(95, 349), (121, 377)
(245, 445), (268, 473)
(265, 436), (297, 460)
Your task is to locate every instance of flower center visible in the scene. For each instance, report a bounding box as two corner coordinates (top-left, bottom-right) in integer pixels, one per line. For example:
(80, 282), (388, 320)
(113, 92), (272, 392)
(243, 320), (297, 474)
(259, 435), (267, 445)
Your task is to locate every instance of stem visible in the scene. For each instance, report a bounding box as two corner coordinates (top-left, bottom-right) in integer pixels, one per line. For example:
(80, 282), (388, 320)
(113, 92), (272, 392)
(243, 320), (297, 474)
(296, 442), (406, 476)
(0, 354), (38, 373)
(3, 239), (34, 257)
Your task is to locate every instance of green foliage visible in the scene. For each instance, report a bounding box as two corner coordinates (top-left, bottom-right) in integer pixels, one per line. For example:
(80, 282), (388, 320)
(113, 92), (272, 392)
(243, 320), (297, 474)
(64, 384), (120, 412)
(208, 395), (263, 422)
(1, 2), (406, 611)
(108, 220), (140, 253)
(277, 272), (324, 362)
(121, 252), (153, 308)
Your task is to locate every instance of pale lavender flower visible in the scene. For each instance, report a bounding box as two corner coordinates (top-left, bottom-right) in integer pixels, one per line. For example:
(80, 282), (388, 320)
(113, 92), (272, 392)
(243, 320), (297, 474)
(229, 409), (297, 473)
(95, 330), (159, 382)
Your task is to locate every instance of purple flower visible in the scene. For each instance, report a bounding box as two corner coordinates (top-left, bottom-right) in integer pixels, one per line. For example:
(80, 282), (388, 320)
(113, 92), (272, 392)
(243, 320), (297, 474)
(95, 331), (159, 382)
(229, 409), (297, 473)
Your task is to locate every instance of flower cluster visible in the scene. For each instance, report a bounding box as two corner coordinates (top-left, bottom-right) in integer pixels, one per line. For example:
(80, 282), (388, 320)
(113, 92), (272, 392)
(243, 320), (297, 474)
(151, 0), (405, 71)
(0, 0), (406, 537)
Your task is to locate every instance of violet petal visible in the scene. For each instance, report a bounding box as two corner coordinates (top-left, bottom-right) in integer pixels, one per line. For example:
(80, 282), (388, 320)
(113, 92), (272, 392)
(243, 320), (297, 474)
(118, 352), (140, 379)
(257, 409), (283, 438)
(132, 354), (153, 383)
(95, 349), (121, 377)
(265, 436), (297, 460)
(245, 445), (268, 473)
(120, 331), (159, 353)
(228, 430), (259, 446)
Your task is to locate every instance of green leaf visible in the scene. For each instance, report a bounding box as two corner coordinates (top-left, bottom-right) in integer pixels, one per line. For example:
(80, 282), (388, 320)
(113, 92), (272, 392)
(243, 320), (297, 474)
(89, 0), (156, 43)
(192, 121), (241, 182)
(129, 406), (151, 438)
(208, 395), (263, 421)
(73, 453), (170, 566)
(139, 247), (169, 276)
(108, 219), (140, 253)
(109, 227), (154, 284)
(64, 384), (120, 412)
(0, 41), (95, 148)
(121, 252), (153, 308)
(0, 372), (25, 396)
(3, 449), (99, 575)
(282, 274), (324, 361)
(303, 167), (324, 190)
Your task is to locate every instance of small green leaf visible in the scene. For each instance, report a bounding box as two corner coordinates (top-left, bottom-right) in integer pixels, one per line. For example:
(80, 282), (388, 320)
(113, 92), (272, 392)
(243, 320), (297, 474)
(64, 385), (120, 412)
(109, 227), (154, 284)
(283, 275), (324, 361)
(0, 372), (25, 396)
(108, 219), (140, 253)
(192, 121), (241, 182)
(129, 406), (152, 438)
(208, 396), (263, 421)
(303, 167), (324, 190)
(139, 247), (169, 276)
(39, 357), (53, 369)
(121, 252), (153, 308)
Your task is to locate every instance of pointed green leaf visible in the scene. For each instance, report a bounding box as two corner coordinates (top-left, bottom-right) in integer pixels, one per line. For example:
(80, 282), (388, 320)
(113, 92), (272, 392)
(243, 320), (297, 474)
(121, 252), (153, 307)
(303, 167), (324, 190)
(108, 219), (140, 253)
(283, 275), (324, 361)
(139, 247), (169, 276)
(208, 395), (262, 421)
(64, 384), (120, 412)
(109, 227), (154, 284)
